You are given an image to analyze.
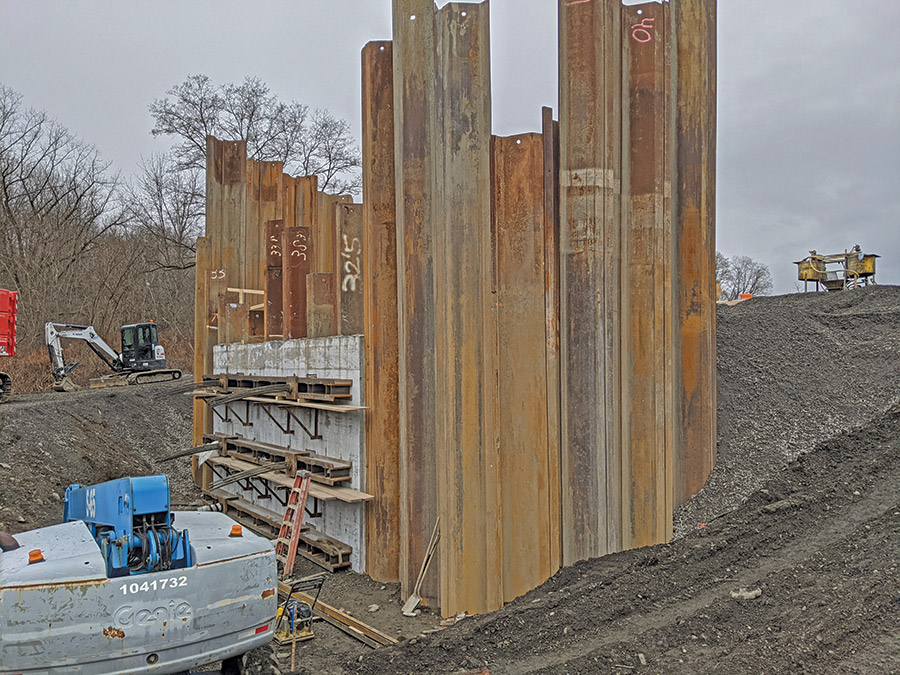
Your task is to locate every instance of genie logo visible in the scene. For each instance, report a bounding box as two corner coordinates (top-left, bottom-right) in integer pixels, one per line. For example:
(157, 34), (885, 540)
(114, 600), (193, 629)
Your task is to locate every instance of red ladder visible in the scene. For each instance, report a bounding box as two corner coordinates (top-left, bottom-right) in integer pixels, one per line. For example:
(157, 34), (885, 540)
(275, 471), (312, 576)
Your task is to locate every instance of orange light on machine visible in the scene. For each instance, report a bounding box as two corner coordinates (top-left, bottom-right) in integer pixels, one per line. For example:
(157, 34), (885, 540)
(229, 525), (243, 537)
(28, 549), (44, 564)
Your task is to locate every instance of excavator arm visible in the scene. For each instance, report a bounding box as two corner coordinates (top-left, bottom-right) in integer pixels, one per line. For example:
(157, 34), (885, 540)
(44, 322), (124, 383)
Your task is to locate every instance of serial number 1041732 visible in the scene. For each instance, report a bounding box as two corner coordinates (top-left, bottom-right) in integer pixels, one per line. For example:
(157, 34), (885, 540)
(119, 576), (188, 595)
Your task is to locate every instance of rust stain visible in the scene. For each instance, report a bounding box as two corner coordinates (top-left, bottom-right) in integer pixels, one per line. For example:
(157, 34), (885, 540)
(261, 588), (275, 600)
(103, 626), (125, 639)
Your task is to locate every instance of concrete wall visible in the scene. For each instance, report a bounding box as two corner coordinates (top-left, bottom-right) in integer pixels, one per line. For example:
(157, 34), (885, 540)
(211, 335), (366, 571)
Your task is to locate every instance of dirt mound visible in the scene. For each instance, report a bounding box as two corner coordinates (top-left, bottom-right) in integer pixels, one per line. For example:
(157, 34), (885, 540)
(677, 285), (900, 535)
(0, 382), (197, 533)
(351, 402), (900, 674)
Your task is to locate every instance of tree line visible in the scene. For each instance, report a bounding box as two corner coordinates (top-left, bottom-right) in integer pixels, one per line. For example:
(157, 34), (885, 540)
(0, 77), (360, 389)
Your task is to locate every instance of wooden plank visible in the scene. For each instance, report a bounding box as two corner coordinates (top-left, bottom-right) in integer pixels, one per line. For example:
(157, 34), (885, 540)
(193, 236), (212, 461)
(432, 2), (501, 618)
(265, 219), (285, 339)
(278, 582), (398, 648)
(362, 41), (402, 586)
(306, 272), (336, 338)
(392, 0), (440, 609)
(207, 455), (372, 502)
(244, 397), (367, 412)
(335, 203), (365, 335)
(492, 132), (553, 602)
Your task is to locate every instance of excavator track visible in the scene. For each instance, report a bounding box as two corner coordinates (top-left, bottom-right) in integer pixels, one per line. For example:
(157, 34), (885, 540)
(0, 372), (10, 403)
(126, 368), (183, 386)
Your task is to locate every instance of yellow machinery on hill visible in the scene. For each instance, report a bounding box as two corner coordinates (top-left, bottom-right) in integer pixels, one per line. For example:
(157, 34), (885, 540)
(795, 245), (880, 292)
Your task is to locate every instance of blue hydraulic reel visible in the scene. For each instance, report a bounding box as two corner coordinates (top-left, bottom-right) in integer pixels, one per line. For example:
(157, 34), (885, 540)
(63, 474), (192, 577)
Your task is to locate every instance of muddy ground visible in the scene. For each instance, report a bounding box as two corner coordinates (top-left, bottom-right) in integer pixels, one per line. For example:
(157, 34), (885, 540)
(2, 286), (899, 674)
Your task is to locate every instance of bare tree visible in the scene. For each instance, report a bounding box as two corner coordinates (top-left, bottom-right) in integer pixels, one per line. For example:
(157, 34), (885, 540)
(718, 252), (774, 300)
(0, 85), (131, 347)
(123, 152), (204, 271)
(149, 75), (361, 194)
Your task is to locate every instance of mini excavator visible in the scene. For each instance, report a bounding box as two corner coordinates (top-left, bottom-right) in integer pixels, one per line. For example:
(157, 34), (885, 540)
(45, 321), (182, 390)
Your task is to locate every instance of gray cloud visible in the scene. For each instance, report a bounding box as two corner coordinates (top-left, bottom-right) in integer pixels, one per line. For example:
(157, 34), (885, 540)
(1, 0), (896, 292)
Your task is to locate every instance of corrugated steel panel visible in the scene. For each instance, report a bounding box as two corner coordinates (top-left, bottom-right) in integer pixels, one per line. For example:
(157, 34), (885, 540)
(621, 1), (674, 548)
(433, 1), (501, 618)
(392, 0), (440, 606)
(362, 39), (402, 583)
(265, 219), (284, 339)
(306, 272), (337, 338)
(492, 132), (557, 601)
(541, 107), (562, 576)
(335, 203), (365, 335)
(674, 0), (717, 505)
(558, 0), (623, 564)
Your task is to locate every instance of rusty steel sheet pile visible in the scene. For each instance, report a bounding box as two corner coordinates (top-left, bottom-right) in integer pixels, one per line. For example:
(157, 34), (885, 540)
(362, 39), (402, 583)
(391, 0), (441, 607)
(195, 0), (717, 619)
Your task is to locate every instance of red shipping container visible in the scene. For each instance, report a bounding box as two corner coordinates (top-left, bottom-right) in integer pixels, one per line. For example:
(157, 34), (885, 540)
(0, 289), (17, 358)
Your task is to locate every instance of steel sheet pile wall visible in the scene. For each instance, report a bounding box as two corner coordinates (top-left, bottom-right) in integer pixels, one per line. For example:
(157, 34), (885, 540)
(558, 0), (717, 564)
(196, 0), (716, 618)
(194, 140), (361, 471)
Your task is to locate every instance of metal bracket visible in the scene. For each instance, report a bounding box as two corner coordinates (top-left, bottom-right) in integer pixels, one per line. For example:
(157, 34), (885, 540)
(285, 407), (322, 440)
(226, 401), (253, 427)
(306, 496), (323, 519)
(260, 404), (294, 435)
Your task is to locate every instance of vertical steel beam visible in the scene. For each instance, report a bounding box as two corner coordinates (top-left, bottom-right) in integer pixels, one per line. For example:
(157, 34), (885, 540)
(315, 193), (353, 276)
(433, 1), (501, 618)
(558, 0), (623, 564)
(192, 235), (211, 462)
(335, 203), (365, 335)
(674, 0), (717, 505)
(392, 0), (440, 606)
(196, 137), (246, 493)
(620, 1), (673, 548)
(541, 107), (562, 576)
(492, 133), (554, 601)
(284, 177), (318, 339)
(306, 272), (336, 338)
(265, 219), (284, 339)
(362, 39), (401, 583)
(283, 225), (311, 339)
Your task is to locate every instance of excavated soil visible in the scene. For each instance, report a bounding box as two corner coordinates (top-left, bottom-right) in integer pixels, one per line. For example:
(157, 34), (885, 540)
(678, 285), (900, 535)
(351, 402), (900, 674)
(0, 382), (199, 533)
(1, 286), (899, 675)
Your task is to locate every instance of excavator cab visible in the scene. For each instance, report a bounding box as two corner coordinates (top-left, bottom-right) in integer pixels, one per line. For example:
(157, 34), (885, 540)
(120, 322), (167, 371)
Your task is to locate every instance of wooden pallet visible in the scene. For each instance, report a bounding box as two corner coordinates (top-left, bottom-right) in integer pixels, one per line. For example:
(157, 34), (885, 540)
(204, 489), (353, 573)
(213, 375), (353, 403)
(296, 452), (352, 485)
(206, 455), (372, 503)
(297, 528), (352, 572)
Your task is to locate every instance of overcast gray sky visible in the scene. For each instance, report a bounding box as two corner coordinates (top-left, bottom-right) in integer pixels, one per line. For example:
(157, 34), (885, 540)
(1, 1), (897, 292)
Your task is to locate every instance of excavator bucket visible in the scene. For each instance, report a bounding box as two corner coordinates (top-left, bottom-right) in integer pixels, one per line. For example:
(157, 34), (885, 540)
(51, 376), (80, 392)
